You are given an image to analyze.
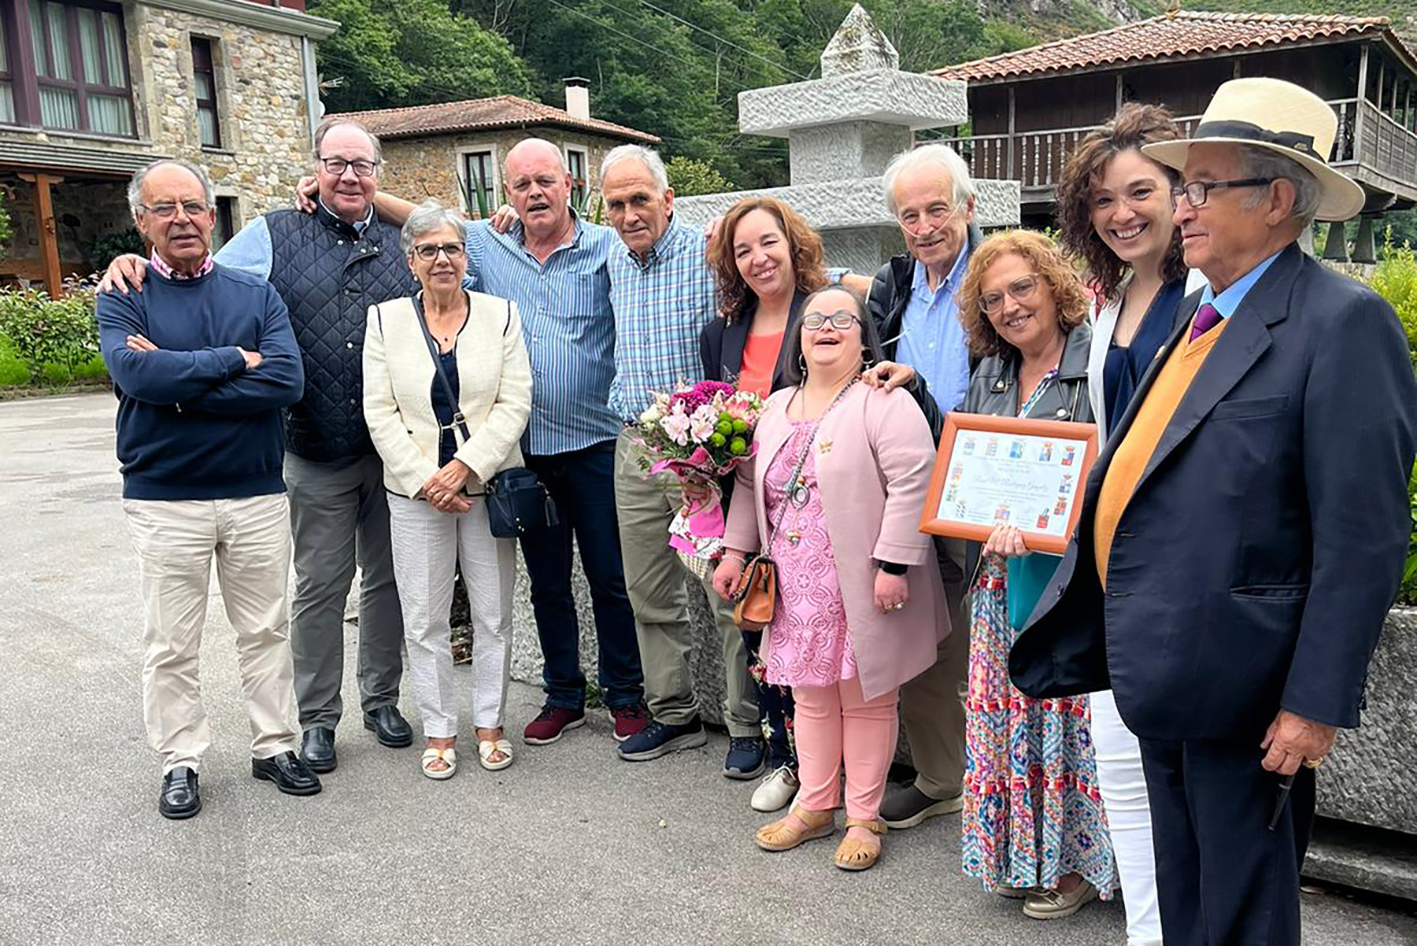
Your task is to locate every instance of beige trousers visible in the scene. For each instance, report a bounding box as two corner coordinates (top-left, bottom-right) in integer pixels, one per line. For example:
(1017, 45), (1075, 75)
(613, 431), (758, 736)
(899, 540), (970, 799)
(123, 494), (301, 774)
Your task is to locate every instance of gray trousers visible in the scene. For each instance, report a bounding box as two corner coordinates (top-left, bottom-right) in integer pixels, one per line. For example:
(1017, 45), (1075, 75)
(613, 431), (758, 736)
(286, 452), (404, 730)
(899, 539), (970, 800)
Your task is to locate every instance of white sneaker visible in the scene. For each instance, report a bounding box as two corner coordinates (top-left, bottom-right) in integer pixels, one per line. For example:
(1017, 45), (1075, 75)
(750, 765), (800, 812)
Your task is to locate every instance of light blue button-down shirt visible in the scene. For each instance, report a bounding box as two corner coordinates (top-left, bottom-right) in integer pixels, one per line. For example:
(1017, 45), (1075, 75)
(1198, 250), (1282, 319)
(215, 200), (372, 279)
(606, 216), (716, 423)
(895, 248), (972, 413)
(464, 215), (621, 456)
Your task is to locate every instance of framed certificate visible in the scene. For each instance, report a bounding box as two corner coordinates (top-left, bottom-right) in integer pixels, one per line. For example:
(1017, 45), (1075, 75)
(919, 413), (1100, 554)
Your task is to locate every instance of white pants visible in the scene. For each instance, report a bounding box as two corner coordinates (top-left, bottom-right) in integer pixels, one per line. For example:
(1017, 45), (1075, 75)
(1092, 688), (1163, 946)
(123, 494), (301, 774)
(388, 492), (514, 737)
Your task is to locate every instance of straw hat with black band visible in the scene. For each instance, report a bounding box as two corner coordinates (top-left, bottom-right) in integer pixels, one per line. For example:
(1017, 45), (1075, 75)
(1141, 77), (1366, 222)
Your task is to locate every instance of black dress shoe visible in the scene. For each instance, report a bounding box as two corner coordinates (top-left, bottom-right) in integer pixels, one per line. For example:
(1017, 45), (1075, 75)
(363, 705), (413, 748)
(159, 767), (201, 820)
(251, 751), (322, 796)
(301, 727), (337, 774)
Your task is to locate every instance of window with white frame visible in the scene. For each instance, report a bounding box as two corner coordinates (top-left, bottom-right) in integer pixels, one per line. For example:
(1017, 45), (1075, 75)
(565, 145), (588, 209)
(461, 149), (496, 218)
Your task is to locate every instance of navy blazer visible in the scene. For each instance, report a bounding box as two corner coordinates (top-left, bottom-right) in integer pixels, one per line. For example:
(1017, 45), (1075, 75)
(1010, 244), (1417, 741)
(699, 291), (806, 392)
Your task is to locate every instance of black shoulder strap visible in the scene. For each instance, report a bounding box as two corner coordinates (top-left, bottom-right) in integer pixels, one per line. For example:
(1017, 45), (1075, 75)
(413, 293), (470, 442)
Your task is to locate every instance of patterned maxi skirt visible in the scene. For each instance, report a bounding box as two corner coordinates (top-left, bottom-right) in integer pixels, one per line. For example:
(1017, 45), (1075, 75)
(960, 554), (1117, 896)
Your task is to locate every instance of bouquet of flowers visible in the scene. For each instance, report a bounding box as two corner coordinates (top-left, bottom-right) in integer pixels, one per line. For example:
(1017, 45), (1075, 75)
(632, 380), (766, 579)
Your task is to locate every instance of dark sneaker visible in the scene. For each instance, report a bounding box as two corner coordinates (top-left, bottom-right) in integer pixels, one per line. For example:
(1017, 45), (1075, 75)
(523, 705), (586, 745)
(723, 736), (767, 780)
(609, 703), (650, 742)
(880, 784), (964, 829)
(617, 718), (708, 761)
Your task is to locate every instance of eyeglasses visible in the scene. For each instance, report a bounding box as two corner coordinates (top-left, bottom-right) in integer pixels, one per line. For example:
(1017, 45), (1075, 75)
(802, 311), (861, 331)
(1171, 178), (1273, 208)
(320, 157), (378, 178)
(896, 203), (962, 230)
(140, 200), (209, 220)
(412, 242), (466, 261)
(979, 274), (1042, 314)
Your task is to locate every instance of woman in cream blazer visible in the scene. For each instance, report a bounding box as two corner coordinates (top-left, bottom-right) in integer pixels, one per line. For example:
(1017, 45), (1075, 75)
(363, 201), (532, 780)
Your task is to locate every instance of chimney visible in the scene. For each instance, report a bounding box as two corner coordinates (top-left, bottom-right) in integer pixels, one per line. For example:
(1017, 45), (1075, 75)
(563, 77), (590, 121)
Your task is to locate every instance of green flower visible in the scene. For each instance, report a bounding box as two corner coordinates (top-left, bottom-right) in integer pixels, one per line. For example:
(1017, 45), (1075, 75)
(731, 419), (748, 434)
(729, 437), (747, 456)
(710, 432), (726, 447)
(715, 420), (733, 436)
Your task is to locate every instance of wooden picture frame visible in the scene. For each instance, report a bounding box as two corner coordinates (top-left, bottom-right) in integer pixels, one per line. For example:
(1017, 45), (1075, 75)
(919, 412), (1101, 555)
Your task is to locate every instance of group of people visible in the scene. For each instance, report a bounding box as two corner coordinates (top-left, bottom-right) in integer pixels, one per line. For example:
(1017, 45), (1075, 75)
(97, 75), (1415, 946)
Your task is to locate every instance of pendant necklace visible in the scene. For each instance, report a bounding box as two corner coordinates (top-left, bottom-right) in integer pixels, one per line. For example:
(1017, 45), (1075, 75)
(787, 377), (857, 511)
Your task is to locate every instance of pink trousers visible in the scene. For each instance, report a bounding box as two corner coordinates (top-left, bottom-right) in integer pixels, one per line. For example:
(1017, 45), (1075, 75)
(793, 675), (900, 821)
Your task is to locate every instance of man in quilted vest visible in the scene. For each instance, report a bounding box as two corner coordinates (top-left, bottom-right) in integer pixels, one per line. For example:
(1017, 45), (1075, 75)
(99, 119), (419, 774)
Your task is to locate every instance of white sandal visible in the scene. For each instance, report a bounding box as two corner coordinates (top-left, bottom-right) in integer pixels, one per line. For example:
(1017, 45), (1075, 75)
(477, 738), (514, 771)
(420, 746), (457, 780)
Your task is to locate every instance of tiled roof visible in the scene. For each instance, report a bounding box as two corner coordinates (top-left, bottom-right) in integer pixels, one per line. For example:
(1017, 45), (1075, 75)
(933, 11), (1401, 83)
(331, 95), (660, 144)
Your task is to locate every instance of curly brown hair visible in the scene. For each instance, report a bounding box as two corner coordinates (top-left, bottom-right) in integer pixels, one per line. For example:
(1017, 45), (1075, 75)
(707, 196), (826, 324)
(957, 230), (1091, 359)
(1055, 102), (1188, 302)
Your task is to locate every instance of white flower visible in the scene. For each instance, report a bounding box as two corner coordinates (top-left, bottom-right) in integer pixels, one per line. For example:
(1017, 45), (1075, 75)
(660, 412), (691, 445)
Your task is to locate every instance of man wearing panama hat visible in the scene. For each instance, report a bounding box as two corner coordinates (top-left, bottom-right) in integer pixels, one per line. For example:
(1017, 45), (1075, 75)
(1009, 77), (1417, 943)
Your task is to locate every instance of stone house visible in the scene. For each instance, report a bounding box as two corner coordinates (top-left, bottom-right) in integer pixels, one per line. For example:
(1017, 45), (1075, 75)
(332, 83), (660, 219)
(0, 0), (337, 296)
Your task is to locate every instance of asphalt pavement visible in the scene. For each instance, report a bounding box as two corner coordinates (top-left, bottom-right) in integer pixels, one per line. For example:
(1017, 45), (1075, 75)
(3, 392), (1414, 946)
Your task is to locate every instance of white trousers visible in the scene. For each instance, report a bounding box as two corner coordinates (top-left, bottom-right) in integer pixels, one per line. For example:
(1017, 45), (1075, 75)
(1092, 688), (1163, 946)
(387, 492), (514, 737)
(123, 494), (301, 775)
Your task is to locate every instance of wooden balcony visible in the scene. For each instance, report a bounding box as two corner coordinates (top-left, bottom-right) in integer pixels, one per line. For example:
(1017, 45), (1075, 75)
(940, 97), (1417, 216)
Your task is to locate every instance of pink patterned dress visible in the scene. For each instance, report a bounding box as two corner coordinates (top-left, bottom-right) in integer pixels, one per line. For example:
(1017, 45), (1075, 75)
(760, 419), (859, 689)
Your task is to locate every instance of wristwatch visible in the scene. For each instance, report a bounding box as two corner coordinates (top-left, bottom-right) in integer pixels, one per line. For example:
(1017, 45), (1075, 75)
(876, 560), (908, 575)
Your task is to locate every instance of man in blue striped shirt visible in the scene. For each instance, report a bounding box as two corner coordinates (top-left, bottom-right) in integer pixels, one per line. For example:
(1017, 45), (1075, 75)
(376, 139), (648, 746)
(599, 146), (763, 774)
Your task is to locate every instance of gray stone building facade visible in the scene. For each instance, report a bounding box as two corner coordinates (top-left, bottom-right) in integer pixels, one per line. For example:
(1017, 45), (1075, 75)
(0, 0), (336, 296)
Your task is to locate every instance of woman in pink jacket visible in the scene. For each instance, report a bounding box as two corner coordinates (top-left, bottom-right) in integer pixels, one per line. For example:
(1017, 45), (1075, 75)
(711, 286), (950, 872)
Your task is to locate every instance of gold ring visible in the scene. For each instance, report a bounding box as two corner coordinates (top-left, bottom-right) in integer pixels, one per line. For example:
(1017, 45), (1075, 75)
(1303, 756), (1325, 769)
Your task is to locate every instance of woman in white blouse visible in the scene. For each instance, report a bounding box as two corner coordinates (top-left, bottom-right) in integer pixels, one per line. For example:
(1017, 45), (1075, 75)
(363, 200), (532, 779)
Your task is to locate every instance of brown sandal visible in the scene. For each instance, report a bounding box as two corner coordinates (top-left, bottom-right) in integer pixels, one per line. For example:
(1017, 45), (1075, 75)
(834, 817), (886, 871)
(755, 805), (836, 852)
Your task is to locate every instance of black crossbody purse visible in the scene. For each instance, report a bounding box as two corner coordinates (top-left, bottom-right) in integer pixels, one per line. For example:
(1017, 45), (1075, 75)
(414, 294), (558, 538)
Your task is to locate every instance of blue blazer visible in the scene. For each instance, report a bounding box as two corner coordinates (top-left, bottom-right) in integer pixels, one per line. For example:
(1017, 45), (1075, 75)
(1010, 243), (1417, 741)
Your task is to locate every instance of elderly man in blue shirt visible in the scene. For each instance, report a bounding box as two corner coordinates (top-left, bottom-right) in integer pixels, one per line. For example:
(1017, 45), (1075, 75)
(864, 143), (983, 831)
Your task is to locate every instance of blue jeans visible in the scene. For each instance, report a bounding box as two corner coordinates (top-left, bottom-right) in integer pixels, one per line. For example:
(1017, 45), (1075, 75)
(521, 441), (644, 710)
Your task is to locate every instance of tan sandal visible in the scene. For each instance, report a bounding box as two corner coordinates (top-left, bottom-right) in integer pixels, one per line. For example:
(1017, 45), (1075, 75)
(834, 817), (886, 871)
(755, 805), (835, 852)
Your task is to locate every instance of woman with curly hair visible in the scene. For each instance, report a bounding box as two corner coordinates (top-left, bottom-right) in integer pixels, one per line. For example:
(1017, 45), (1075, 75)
(955, 230), (1116, 920)
(1056, 103), (1189, 439)
(1053, 103), (1187, 946)
(699, 196), (836, 813)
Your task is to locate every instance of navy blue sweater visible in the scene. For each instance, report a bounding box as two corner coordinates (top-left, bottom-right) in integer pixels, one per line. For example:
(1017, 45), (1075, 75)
(96, 263), (304, 500)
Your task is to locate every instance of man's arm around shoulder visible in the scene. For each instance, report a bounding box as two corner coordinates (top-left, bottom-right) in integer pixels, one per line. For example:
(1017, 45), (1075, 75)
(214, 216), (274, 281)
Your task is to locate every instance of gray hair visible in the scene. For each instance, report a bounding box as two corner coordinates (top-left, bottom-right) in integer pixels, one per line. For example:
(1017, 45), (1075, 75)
(127, 159), (216, 219)
(881, 143), (977, 216)
(1235, 144), (1322, 227)
(400, 199), (466, 255)
(312, 116), (382, 165)
(600, 144), (669, 193)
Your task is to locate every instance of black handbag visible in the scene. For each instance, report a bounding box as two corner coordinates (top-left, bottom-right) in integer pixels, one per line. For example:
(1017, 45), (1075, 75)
(414, 294), (558, 538)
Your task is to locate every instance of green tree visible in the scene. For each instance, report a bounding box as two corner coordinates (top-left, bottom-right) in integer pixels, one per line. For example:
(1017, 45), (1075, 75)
(666, 156), (733, 196)
(310, 0), (532, 113)
(0, 189), (12, 263)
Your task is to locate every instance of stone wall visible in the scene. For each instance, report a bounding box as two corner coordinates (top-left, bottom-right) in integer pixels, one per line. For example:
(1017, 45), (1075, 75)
(0, 0), (315, 249)
(375, 129), (635, 218)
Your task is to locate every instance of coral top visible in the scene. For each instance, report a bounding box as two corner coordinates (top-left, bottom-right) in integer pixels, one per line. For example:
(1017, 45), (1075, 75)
(736, 330), (783, 399)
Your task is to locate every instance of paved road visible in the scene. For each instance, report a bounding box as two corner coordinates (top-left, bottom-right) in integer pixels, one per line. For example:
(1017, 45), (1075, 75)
(3, 393), (1414, 946)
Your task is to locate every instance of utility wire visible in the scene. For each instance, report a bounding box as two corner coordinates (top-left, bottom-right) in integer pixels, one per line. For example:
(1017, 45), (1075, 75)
(624, 0), (810, 81)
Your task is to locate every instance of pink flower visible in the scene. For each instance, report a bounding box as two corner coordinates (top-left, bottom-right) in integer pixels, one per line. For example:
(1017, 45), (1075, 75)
(660, 411), (691, 445)
(689, 404), (717, 442)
